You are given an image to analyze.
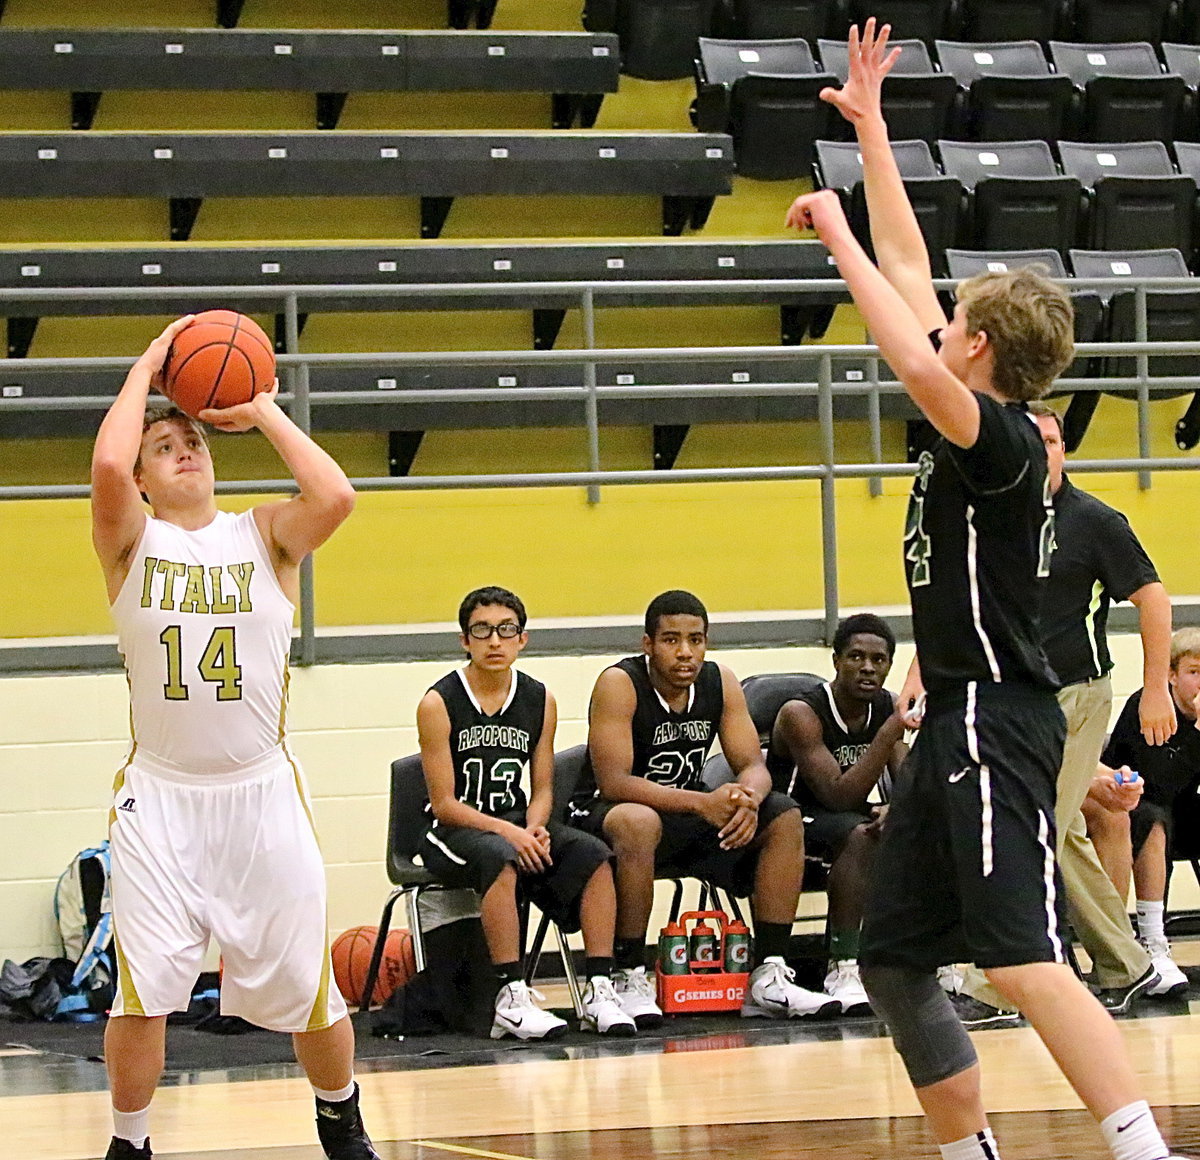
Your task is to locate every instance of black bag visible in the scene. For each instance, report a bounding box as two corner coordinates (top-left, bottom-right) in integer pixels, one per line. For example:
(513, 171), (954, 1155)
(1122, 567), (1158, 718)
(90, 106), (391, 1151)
(371, 917), (495, 1038)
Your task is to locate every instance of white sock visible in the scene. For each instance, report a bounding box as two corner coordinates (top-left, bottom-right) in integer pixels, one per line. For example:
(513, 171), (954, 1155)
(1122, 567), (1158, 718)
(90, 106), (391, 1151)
(112, 1105), (151, 1148)
(1136, 901), (1166, 946)
(939, 1127), (1001, 1159)
(1101, 1100), (1170, 1160)
(313, 1079), (356, 1104)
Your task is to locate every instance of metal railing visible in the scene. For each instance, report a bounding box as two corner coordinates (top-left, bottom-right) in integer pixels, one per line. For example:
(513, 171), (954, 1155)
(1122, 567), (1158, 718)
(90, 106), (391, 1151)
(2, 274), (1198, 660)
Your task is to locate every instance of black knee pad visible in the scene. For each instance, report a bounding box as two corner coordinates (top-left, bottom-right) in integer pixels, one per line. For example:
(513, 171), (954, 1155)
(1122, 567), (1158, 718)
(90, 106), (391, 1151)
(861, 963), (978, 1089)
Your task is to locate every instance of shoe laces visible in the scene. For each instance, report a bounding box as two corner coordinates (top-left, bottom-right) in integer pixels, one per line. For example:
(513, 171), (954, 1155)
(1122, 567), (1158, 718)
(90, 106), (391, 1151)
(1143, 936), (1173, 960)
(587, 976), (621, 1004)
(617, 965), (656, 998)
(758, 958), (795, 985)
(830, 960), (859, 985)
(501, 980), (546, 1009)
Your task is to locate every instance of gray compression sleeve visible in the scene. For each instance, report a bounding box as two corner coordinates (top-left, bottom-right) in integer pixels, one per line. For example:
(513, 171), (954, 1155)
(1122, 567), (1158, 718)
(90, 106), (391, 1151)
(861, 963), (979, 1088)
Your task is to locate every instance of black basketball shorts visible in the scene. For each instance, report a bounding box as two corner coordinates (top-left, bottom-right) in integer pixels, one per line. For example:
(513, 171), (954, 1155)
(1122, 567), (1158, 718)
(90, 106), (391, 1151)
(419, 813), (611, 926)
(861, 681), (1068, 972)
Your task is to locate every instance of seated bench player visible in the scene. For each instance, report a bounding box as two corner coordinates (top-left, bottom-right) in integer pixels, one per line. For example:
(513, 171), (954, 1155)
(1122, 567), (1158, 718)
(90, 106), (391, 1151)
(568, 589), (842, 1024)
(1087, 627), (1200, 998)
(416, 586), (635, 1040)
(767, 613), (908, 1014)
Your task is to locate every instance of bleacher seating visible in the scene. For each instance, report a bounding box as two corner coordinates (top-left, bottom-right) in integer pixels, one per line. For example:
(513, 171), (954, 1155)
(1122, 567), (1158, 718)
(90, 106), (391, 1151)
(1070, 0), (1176, 43)
(586, 0), (722, 79)
(936, 138), (1082, 254)
(0, 131), (734, 240)
(693, 38), (838, 176)
(1057, 140), (1196, 255)
(728, 0), (850, 40)
(0, 29), (621, 130)
(0, 239), (840, 357)
(817, 37), (958, 142)
(957, 0), (1070, 43)
(1048, 41), (1189, 142)
(934, 40), (1074, 141)
(1067, 247), (1200, 450)
(846, 0), (959, 42)
(814, 138), (961, 273)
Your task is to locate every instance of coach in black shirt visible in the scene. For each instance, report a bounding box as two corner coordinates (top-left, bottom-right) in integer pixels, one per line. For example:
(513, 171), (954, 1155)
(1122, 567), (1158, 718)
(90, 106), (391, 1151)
(959, 403), (1174, 1015)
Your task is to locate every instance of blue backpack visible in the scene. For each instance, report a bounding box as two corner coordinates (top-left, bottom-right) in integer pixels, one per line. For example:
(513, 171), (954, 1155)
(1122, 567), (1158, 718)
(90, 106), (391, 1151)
(52, 842), (116, 1021)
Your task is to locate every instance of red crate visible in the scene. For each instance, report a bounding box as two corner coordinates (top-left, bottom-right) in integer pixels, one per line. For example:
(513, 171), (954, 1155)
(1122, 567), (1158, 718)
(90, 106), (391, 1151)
(655, 910), (750, 1013)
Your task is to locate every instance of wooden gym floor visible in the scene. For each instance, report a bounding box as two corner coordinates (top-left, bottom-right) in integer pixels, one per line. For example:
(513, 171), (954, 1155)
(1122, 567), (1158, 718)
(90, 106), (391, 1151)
(5, 972), (1200, 1160)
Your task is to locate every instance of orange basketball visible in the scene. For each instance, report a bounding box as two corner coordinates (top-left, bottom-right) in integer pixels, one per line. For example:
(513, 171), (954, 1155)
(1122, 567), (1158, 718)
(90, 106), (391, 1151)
(331, 925), (417, 1007)
(162, 309), (275, 418)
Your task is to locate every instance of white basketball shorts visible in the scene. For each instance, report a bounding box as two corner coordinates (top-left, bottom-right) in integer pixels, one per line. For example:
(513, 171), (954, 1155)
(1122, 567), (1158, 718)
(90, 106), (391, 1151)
(107, 746), (347, 1033)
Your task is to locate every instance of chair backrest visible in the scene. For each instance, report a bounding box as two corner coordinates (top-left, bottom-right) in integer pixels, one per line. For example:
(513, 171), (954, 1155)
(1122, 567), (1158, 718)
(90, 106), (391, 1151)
(937, 138), (1058, 188)
(817, 37), (932, 82)
(848, 0), (958, 42)
(958, 0), (1069, 43)
(1070, 0), (1175, 43)
(734, 0), (848, 40)
(816, 137), (940, 188)
(1048, 40), (1164, 85)
(741, 672), (825, 745)
(934, 39), (1050, 84)
(1174, 140), (1200, 182)
(1162, 43), (1200, 88)
(1070, 247), (1190, 279)
(946, 247), (1067, 277)
(698, 36), (815, 85)
(387, 754), (431, 883)
(1058, 140), (1176, 187)
(552, 744), (589, 818)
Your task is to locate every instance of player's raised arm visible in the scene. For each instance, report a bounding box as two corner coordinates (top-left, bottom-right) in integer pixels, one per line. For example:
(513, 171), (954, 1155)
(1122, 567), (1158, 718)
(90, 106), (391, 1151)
(589, 667), (709, 815)
(91, 316), (195, 586)
(200, 386), (356, 567)
(816, 19), (945, 335)
(788, 190), (981, 447)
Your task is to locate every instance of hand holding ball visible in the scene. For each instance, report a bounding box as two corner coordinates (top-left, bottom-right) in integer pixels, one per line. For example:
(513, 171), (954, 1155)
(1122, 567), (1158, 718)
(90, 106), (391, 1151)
(161, 310), (276, 420)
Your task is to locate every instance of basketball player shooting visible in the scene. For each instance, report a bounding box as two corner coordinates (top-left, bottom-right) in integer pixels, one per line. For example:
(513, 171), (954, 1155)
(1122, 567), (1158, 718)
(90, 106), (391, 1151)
(786, 20), (1193, 1160)
(90, 317), (377, 1160)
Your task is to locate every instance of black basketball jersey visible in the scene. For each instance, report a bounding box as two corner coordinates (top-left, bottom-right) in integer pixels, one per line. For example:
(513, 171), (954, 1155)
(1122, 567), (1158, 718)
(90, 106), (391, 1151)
(905, 392), (1059, 696)
(572, 655), (725, 803)
(430, 668), (545, 817)
(767, 683), (896, 811)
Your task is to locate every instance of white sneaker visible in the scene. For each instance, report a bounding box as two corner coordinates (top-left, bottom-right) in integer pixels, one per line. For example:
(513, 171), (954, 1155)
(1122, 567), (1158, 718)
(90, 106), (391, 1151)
(824, 959), (873, 1016)
(490, 980), (569, 1041)
(611, 965), (664, 1027)
(741, 957), (841, 1020)
(1143, 937), (1189, 998)
(580, 976), (637, 1036)
(937, 963), (965, 995)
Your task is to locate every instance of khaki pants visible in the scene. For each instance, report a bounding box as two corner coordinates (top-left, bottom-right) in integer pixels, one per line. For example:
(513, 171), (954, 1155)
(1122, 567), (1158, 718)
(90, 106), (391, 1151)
(960, 676), (1150, 1004)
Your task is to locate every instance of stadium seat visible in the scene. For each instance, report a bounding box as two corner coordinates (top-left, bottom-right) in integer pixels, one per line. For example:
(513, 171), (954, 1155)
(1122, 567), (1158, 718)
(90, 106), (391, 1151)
(0, 130), (734, 241)
(612, 0), (723, 79)
(1048, 41), (1190, 143)
(814, 138), (962, 272)
(693, 38), (839, 177)
(729, 0), (850, 39)
(817, 37), (958, 141)
(937, 138), (1083, 254)
(1162, 42), (1200, 88)
(944, 247), (1104, 407)
(1067, 247), (1200, 450)
(957, 0), (1071, 43)
(846, 0), (960, 43)
(1057, 141), (1196, 257)
(934, 40), (1074, 142)
(1069, 0), (1176, 43)
(0, 28), (621, 130)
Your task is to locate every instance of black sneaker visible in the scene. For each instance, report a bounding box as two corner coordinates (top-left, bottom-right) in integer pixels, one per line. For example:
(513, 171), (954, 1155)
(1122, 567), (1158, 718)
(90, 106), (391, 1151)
(1095, 964), (1160, 1015)
(950, 992), (1021, 1029)
(315, 1084), (381, 1160)
(105, 1139), (151, 1160)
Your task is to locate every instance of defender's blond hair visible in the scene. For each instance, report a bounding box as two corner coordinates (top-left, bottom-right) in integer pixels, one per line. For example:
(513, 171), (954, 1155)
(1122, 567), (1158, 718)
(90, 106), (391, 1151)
(1171, 627), (1200, 670)
(956, 267), (1075, 402)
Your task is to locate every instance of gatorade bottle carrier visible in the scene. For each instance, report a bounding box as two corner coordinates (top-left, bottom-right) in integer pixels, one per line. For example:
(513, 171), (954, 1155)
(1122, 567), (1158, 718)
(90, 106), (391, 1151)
(655, 910), (751, 1013)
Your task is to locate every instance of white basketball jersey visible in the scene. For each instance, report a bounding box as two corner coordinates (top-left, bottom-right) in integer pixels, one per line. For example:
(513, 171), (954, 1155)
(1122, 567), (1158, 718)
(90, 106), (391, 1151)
(111, 510), (294, 773)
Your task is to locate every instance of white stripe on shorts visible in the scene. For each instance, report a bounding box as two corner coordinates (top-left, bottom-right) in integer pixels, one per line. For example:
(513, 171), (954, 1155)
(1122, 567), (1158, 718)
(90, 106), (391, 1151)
(979, 764), (994, 878)
(425, 828), (467, 866)
(1038, 809), (1065, 962)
